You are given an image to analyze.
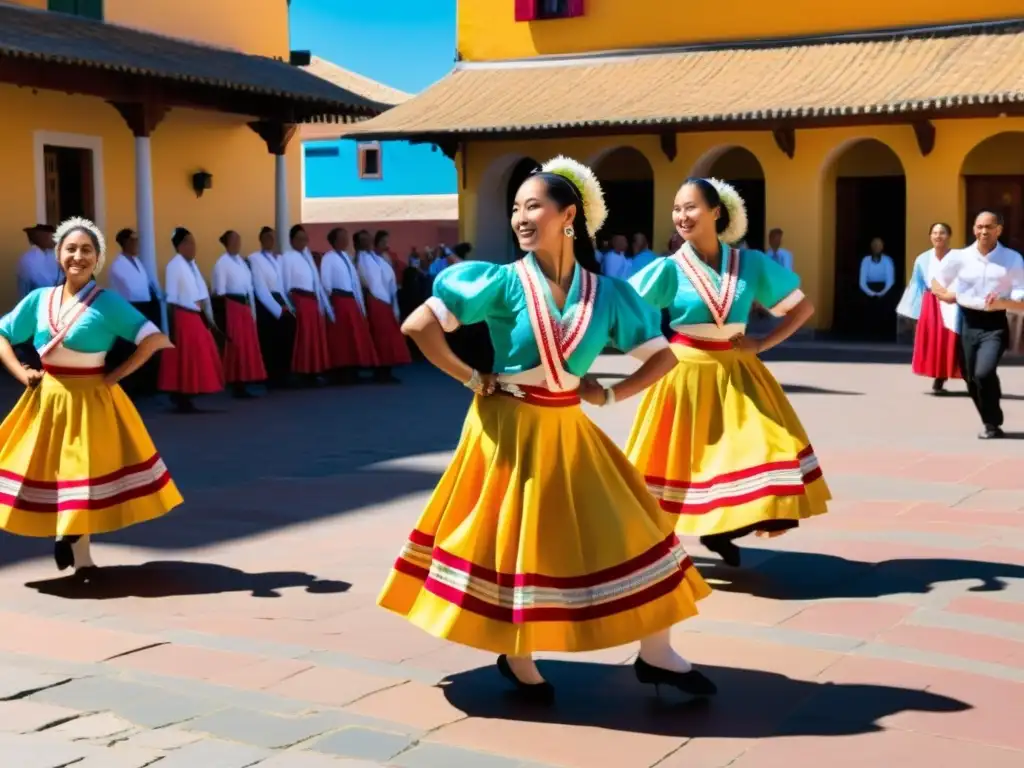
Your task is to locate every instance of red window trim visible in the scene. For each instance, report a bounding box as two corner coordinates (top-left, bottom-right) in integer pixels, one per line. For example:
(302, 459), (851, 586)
(515, 0), (584, 22)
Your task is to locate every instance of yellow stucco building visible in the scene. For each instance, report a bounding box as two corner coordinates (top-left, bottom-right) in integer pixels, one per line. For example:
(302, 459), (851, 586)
(346, 0), (1024, 334)
(0, 0), (384, 308)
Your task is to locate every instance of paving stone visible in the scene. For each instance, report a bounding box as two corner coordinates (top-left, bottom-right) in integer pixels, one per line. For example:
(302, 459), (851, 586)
(310, 727), (415, 762)
(0, 730), (103, 767)
(392, 742), (527, 768)
(149, 737), (270, 767)
(184, 707), (347, 749)
(50, 711), (137, 741)
(259, 753), (383, 767)
(30, 676), (218, 728)
(116, 668), (310, 715)
(116, 726), (206, 751)
(0, 666), (71, 700)
(301, 650), (442, 685)
(73, 746), (167, 767)
(0, 700), (84, 733)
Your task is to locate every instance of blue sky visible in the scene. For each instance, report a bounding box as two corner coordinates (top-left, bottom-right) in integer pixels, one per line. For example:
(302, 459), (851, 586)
(289, 0), (457, 94)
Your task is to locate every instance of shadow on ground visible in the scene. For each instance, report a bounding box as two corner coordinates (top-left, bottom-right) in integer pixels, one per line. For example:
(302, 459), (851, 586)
(23, 560), (351, 599)
(693, 550), (1024, 600)
(441, 660), (969, 739)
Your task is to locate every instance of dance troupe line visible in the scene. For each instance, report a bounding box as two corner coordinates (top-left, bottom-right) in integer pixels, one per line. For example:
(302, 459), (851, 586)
(4, 154), (1017, 700)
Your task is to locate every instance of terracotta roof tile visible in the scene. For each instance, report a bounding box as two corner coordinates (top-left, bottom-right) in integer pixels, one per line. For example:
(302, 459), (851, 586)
(302, 56), (410, 107)
(344, 28), (1024, 138)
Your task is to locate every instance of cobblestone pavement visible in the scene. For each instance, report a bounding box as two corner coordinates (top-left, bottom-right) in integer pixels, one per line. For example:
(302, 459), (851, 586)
(0, 345), (1023, 767)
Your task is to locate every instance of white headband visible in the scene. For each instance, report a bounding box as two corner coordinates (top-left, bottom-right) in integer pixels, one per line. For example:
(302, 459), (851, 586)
(540, 155), (608, 237)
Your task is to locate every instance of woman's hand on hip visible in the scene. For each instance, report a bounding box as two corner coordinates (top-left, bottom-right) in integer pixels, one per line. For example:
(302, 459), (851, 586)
(21, 367), (43, 387)
(578, 375), (608, 405)
(730, 334), (762, 354)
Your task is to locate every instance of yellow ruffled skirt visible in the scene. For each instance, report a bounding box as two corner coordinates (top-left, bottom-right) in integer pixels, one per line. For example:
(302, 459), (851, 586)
(625, 340), (830, 537)
(0, 367), (183, 537)
(378, 388), (711, 655)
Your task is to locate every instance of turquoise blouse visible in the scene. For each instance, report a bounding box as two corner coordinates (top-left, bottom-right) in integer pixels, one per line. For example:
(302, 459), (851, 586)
(629, 244), (802, 327)
(0, 283), (153, 353)
(432, 254), (664, 377)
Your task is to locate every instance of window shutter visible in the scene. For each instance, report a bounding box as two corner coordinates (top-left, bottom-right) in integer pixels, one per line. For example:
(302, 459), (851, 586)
(565, 0), (584, 16)
(514, 0), (538, 22)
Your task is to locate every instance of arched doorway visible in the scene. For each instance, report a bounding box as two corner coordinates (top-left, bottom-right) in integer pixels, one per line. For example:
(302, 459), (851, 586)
(961, 132), (1024, 252)
(593, 147), (655, 252)
(828, 139), (906, 340)
(475, 154), (539, 263)
(698, 147), (766, 250)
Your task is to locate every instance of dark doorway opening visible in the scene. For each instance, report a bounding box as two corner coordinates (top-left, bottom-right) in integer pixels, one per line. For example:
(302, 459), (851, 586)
(43, 145), (95, 226)
(964, 175), (1024, 252)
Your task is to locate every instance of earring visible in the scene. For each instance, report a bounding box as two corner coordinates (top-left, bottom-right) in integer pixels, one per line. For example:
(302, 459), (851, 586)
(564, 225), (575, 239)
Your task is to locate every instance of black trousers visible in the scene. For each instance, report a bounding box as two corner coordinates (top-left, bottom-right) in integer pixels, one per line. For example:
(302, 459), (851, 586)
(958, 308), (1009, 428)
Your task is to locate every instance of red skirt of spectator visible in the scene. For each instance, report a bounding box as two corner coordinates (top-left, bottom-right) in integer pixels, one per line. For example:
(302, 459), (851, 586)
(222, 298), (267, 383)
(912, 292), (962, 380)
(328, 294), (379, 369)
(158, 306), (225, 395)
(366, 296), (411, 367)
(290, 291), (331, 375)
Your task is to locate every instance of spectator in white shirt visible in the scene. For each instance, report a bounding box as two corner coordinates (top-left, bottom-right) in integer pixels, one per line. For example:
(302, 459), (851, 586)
(766, 228), (794, 272)
(211, 230), (267, 398)
(355, 229), (411, 383)
(858, 237), (897, 340)
(321, 227), (378, 383)
(281, 225), (332, 382)
(247, 226), (295, 389)
(932, 211), (1024, 438)
(17, 223), (59, 299)
(106, 228), (163, 396)
(158, 227), (225, 412)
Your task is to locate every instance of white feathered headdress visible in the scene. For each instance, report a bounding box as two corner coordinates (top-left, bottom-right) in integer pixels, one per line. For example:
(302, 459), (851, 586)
(705, 178), (748, 246)
(53, 217), (107, 276)
(541, 155), (608, 237)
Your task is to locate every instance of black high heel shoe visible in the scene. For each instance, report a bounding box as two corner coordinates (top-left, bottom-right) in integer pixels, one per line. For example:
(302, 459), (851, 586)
(496, 655), (555, 703)
(53, 539), (75, 571)
(634, 657), (718, 697)
(699, 535), (742, 567)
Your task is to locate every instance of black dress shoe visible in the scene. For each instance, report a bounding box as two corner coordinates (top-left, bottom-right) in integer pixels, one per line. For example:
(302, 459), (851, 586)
(979, 426), (1005, 439)
(496, 655), (554, 703)
(699, 535), (742, 567)
(634, 657), (718, 697)
(53, 540), (74, 571)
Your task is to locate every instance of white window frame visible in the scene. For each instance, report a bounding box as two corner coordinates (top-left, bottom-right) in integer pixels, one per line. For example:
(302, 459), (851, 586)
(33, 130), (106, 230)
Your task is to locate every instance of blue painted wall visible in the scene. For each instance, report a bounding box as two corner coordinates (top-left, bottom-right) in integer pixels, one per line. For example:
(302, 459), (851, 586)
(303, 139), (457, 198)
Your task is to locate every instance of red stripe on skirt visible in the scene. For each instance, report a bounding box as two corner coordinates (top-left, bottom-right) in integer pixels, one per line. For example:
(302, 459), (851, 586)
(365, 296), (411, 366)
(327, 295), (379, 368)
(290, 291), (331, 374)
(222, 300), (267, 383)
(158, 307), (224, 395)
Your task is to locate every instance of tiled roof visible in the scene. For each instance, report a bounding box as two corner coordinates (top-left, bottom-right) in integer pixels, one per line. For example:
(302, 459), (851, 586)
(343, 26), (1024, 138)
(0, 2), (386, 117)
(300, 57), (409, 139)
(303, 194), (458, 224)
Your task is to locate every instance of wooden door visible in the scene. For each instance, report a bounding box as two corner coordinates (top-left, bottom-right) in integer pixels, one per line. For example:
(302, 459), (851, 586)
(78, 149), (95, 220)
(43, 147), (60, 225)
(964, 175), (1024, 252)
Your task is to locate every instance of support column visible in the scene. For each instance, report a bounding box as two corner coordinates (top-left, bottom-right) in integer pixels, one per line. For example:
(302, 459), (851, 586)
(249, 121), (297, 253)
(111, 102), (169, 328)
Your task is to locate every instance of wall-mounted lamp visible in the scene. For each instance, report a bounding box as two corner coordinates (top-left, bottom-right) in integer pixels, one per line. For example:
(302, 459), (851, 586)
(191, 171), (213, 198)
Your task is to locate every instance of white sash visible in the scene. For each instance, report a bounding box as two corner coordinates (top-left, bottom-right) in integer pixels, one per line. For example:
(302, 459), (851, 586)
(673, 243), (740, 327)
(514, 257), (598, 393)
(41, 283), (103, 358)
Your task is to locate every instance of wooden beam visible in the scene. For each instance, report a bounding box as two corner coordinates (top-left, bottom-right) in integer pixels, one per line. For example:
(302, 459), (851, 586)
(109, 102), (168, 138)
(912, 119), (936, 156)
(659, 132), (678, 162)
(772, 126), (796, 159)
(248, 121), (297, 155)
(459, 142), (467, 191)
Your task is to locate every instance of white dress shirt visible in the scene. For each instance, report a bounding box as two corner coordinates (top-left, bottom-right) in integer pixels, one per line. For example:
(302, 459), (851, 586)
(17, 246), (60, 298)
(357, 250), (400, 319)
(109, 253), (159, 304)
(766, 248), (794, 272)
(859, 255), (895, 296)
(281, 248), (334, 321)
(935, 241), (1024, 311)
(164, 253), (211, 317)
(320, 249), (366, 315)
(601, 250), (631, 281)
(247, 250), (292, 318)
(212, 253), (257, 320)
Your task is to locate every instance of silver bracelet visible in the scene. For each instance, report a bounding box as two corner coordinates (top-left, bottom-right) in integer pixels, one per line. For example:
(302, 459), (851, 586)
(463, 369), (482, 393)
(603, 387), (616, 406)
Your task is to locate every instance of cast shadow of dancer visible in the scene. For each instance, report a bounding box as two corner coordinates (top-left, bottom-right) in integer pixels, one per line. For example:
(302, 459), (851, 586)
(440, 660), (970, 740)
(24, 560), (351, 600)
(691, 550), (1024, 601)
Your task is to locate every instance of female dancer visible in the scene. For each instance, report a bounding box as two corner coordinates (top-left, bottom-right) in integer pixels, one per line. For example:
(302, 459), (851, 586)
(159, 227), (225, 412)
(212, 230), (267, 398)
(0, 217), (183, 573)
(626, 178), (830, 568)
(320, 227), (378, 384)
(896, 223), (961, 394)
(280, 225), (332, 383)
(379, 157), (714, 699)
